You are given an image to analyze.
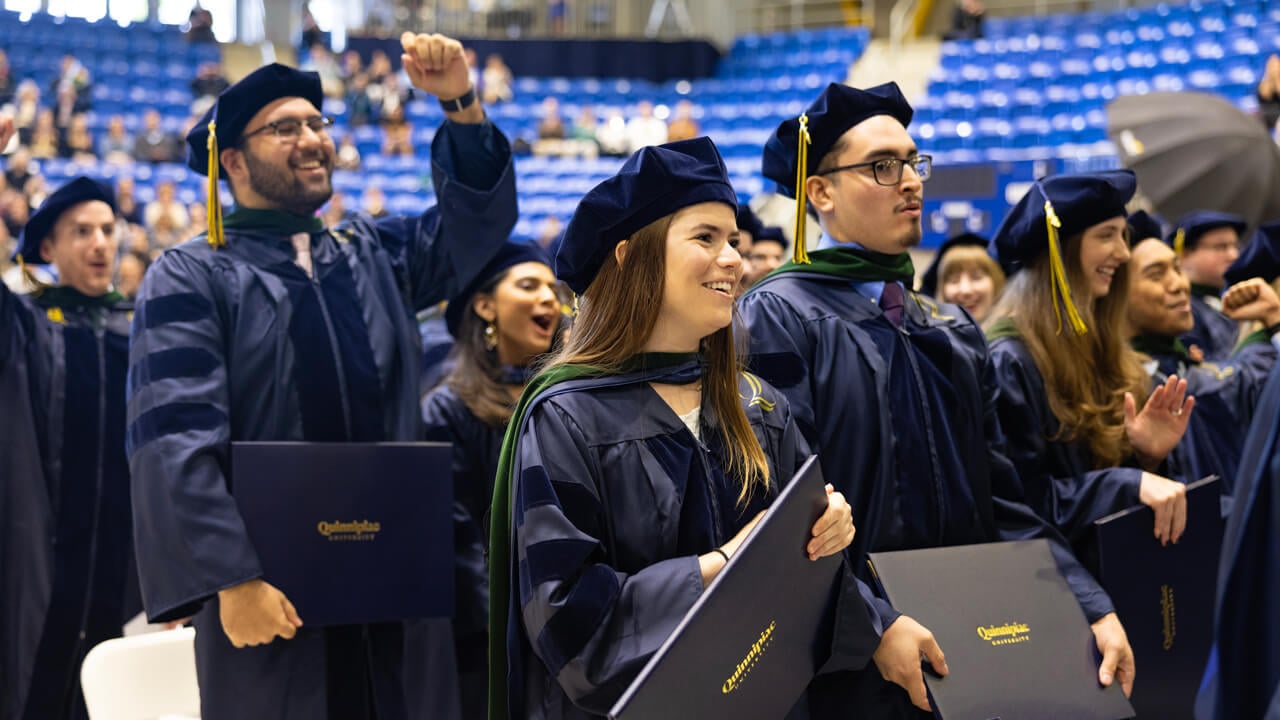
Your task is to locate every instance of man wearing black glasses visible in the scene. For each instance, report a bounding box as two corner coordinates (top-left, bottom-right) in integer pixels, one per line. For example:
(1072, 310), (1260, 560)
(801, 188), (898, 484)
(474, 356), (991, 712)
(126, 33), (515, 720)
(739, 82), (1134, 718)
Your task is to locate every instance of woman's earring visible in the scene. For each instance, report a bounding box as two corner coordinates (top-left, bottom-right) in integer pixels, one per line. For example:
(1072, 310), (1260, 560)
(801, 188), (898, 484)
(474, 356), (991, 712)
(484, 321), (498, 350)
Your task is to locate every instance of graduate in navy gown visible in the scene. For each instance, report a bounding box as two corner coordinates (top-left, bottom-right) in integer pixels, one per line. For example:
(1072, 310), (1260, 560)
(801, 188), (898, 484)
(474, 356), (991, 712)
(488, 137), (879, 720)
(984, 172), (1196, 554)
(739, 82), (1133, 718)
(1124, 216), (1279, 502)
(421, 240), (561, 720)
(1195, 362), (1280, 719)
(126, 36), (517, 720)
(916, 232), (1003, 323)
(1, 169), (140, 720)
(1165, 211), (1248, 361)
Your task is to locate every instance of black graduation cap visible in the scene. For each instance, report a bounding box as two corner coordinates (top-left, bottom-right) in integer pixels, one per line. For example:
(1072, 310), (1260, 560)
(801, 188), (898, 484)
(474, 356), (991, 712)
(762, 82), (913, 265)
(992, 169), (1137, 334)
(14, 176), (115, 263)
(736, 204), (764, 240)
(1126, 210), (1165, 244)
(556, 137), (737, 295)
(919, 232), (990, 298)
(1224, 220), (1280, 286)
(445, 240), (553, 337)
(185, 63), (323, 249)
(754, 225), (790, 251)
(1164, 210), (1247, 257)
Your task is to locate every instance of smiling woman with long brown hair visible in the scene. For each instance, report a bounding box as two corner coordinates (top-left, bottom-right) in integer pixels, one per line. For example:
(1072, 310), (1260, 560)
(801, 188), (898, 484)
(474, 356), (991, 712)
(487, 137), (875, 720)
(985, 170), (1194, 551)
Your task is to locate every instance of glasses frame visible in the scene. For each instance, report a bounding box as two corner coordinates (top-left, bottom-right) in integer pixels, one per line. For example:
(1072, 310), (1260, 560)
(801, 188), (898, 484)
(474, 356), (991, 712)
(817, 154), (933, 186)
(239, 115), (335, 144)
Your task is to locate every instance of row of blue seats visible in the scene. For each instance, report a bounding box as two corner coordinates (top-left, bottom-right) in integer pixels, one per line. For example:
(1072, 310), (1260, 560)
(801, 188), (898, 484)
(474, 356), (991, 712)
(728, 27), (868, 53)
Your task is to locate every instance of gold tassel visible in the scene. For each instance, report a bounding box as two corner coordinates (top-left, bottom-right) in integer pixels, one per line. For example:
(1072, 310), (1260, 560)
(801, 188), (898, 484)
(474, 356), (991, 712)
(206, 121), (225, 249)
(1044, 199), (1088, 336)
(792, 113), (812, 265)
(1173, 227), (1186, 258)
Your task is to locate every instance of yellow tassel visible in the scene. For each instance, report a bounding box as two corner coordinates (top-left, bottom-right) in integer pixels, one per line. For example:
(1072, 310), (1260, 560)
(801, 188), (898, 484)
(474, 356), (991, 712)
(792, 113), (812, 265)
(1173, 227), (1185, 258)
(206, 121), (225, 249)
(1044, 199), (1088, 336)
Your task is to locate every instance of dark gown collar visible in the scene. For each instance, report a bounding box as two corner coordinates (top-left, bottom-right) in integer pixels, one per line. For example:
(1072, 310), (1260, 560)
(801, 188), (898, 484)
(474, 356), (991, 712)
(223, 207), (325, 235)
(1131, 333), (1191, 362)
(33, 285), (125, 311)
(1190, 282), (1222, 300)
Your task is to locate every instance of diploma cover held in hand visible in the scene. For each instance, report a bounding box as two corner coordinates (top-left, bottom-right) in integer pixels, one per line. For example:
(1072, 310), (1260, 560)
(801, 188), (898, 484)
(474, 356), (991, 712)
(608, 455), (843, 720)
(869, 540), (1135, 720)
(231, 441), (454, 627)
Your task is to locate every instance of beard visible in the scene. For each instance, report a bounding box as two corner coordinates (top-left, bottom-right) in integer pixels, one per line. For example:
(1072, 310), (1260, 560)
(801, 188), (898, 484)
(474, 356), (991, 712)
(242, 145), (334, 216)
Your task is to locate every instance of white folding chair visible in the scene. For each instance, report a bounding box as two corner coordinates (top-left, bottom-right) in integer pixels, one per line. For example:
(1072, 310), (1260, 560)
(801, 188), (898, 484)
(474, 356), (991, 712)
(80, 627), (200, 720)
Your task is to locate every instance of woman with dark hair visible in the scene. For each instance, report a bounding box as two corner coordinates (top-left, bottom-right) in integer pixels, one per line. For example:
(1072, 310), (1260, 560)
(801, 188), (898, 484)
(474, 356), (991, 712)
(985, 170), (1194, 551)
(421, 240), (563, 720)
(488, 138), (877, 720)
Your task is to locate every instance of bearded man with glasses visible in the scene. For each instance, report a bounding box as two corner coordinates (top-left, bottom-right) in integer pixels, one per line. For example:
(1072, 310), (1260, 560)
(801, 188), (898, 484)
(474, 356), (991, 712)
(739, 82), (1135, 718)
(126, 33), (516, 720)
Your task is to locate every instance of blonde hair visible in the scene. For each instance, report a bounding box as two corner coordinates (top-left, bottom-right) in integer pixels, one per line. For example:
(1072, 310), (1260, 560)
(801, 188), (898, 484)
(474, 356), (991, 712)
(938, 245), (1006, 298)
(985, 227), (1147, 468)
(541, 214), (769, 502)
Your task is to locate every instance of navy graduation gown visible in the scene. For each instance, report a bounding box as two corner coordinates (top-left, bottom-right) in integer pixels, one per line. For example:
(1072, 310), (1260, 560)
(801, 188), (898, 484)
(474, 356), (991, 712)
(740, 275), (1113, 718)
(0, 285), (138, 720)
(1140, 337), (1277, 503)
(421, 384), (505, 720)
(1182, 290), (1239, 362)
(506, 370), (880, 720)
(126, 120), (516, 720)
(1196, 364), (1280, 720)
(988, 337), (1146, 547)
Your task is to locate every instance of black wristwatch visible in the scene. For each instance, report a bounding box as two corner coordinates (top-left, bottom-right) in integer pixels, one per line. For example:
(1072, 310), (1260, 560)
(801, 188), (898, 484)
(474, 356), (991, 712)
(439, 86), (476, 113)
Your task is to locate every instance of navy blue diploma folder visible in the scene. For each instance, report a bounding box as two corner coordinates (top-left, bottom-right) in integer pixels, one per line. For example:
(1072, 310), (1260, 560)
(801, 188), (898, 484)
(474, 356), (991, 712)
(869, 540), (1135, 720)
(231, 442), (453, 627)
(1093, 475), (1223, 720)
(608, 455), (842, 720)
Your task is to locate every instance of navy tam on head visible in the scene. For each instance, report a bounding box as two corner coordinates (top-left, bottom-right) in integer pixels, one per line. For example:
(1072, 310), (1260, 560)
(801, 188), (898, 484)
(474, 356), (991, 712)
(1224, 220), (1280, 286)
(445, 240), (554, 337)
(761, 81), (914, 199)
(556, 137), (738, 295)
(15, 176), (116, 262)
(992, 169), (1136, 335)
(1165, 210), (1247, 257)
(1126, 210), (1166, 245)
(185, 63), (324, 179)
(754, 224), (790, 251)
(919, 232), (990, 298)
(736, 204), (764, 240)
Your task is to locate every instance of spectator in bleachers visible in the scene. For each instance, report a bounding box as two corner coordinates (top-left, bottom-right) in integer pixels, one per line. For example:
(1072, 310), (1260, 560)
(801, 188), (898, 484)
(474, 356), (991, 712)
(571, 105), (598, 144)
(948, 0), (986, 40)
(12, 80), (40, 144)
(303, 43), (345, 99)
(187, 200), (207, 238)
(0, 50), (14, 108)
(144, 180), (190, 239)
(340, 50), (363, 84)
(52, 54), (91, 126)
(148, 210), (182, 249)
(300, 4), (325, 54)
(1255, 54), (1280, 133)
(481, 53), (514, 105)
(375, 71), (411, 121)
(116, 248), (151, 299)
(4, 147), (35, 192)
(383, 117), (414, 157)
(465, 48), (480, 91)
(60, 113), (97, 162)
(666, 99), (700, 142)
(322, 191), (346, 227)
(23, 173), (48, 208)
(362, 186), (388, 218)
(192, 61), (231, 115)
(335, 134), (362, 170)
(134, 109), (181, 164)
(368, 48), (393, 84)
(27, 110), (60, 160)
(596, 108), (629, 157)
(535, 216), (561, 250)
(625, 100), (668, 153)
(345, 72), (378, 127)
(186, 3), (216, 43)
(535, 97), (566, 141)
(2, 187), (28, 239)
(100, 115), (136, 165)
(114, 177), (143, 225)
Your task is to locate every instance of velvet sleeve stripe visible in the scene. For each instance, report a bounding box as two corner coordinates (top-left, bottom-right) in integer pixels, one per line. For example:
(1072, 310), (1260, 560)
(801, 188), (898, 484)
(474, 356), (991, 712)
(128, 346), (221, 388)
(136, 292), (214, 330)
(523, 537), (601, 596)
(535, 563), (622, 677)
(126, 401), (227, 453)
(515, 464), (560, 527)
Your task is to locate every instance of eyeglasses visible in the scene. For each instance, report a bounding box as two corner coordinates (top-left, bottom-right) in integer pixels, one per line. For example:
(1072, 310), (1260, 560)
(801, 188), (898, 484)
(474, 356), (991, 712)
(240, 116), (334, 143)
(818, 154), (933, 186)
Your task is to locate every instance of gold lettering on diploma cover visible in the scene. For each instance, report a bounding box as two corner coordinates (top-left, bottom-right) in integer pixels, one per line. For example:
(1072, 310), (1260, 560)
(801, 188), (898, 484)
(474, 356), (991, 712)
(1161, 584), (1176, 651)
(316, 520), (382, 542)
(976, 622), (1031, 647)
(721, 621), (777, 694)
